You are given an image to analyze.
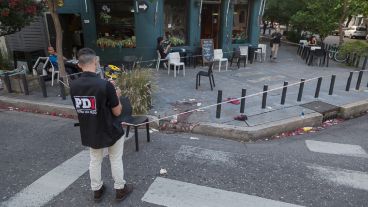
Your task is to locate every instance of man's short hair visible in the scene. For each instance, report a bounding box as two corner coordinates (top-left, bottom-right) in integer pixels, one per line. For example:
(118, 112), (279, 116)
(77, 48), (96, 65)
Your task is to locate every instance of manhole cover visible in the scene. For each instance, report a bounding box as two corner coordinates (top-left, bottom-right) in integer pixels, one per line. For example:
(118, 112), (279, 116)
(301, 101), (339, 120)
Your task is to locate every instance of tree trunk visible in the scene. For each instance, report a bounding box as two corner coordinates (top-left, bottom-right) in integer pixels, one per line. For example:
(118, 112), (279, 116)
(46, 0), (66, 78)
(345, 15), (352, 27)
(338, 0), (348, 46)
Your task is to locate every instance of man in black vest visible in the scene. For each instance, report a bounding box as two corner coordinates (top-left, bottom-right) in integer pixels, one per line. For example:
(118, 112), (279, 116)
(70, 48), (132, 202)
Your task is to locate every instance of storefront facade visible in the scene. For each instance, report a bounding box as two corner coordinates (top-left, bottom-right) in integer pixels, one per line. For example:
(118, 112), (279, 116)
(56, 0), (265, 64)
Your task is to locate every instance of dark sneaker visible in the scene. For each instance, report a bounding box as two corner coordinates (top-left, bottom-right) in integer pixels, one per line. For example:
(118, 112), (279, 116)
(116, 184), (133, 201)
(94, 185), (105, 201)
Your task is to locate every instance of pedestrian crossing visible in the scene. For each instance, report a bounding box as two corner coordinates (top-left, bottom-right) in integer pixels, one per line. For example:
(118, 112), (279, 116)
(2, 136), (367, 207)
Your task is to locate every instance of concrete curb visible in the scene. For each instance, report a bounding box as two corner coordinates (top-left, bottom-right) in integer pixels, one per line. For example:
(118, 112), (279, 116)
(339, 100), (368, 119)
(1, 96), (367, 141)
(0, 96), (76, 117)
(0, 96), (159, 128)
(192, 113), (323, 142)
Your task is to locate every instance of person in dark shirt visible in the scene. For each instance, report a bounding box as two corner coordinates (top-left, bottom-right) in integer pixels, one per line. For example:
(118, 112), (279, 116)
(70, 48), (133, 202)
(156, 36), (171, 59)
(270, 28), (282, 60)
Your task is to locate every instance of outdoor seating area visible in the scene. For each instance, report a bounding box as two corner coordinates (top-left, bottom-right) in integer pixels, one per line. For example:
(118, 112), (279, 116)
(297, 40), (328, 67)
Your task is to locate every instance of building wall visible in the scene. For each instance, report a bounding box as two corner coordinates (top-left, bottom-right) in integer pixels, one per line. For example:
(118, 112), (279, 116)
(58, 0), (262, 64)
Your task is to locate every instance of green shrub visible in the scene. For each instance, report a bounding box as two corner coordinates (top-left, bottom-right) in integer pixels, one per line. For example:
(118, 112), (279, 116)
(117, 69), (156, 115)
(339, 41), (368, 57)
(0, 53), (13, 71)
(286, 30), (301, 43)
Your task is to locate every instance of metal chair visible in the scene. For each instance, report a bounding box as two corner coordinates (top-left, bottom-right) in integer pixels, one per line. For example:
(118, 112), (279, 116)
(119, 96), (150, 152)
(196, 62), (215, 91)
(254, 44), (267, 62)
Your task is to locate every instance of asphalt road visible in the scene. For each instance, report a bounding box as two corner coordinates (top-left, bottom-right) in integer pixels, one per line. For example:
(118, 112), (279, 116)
(0, 110), (367, 207)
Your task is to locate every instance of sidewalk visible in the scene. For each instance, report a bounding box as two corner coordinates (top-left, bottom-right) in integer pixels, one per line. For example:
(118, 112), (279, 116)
(1, 44), (368, 140)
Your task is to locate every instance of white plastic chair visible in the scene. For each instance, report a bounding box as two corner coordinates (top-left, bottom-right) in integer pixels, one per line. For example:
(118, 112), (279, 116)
(254, 44), (267, 62)
(32, 57), (59, 86)
(168, 52), (185, 78)
(213, 49), (228, 71)
(239, 46), (249, 65)
(156, 50), (167, 71)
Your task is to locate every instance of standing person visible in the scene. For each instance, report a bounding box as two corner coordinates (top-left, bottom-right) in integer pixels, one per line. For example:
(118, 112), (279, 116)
(270, 28), (282, 60)
(263, 21), (267, 35)
(70, 48), (133, 202)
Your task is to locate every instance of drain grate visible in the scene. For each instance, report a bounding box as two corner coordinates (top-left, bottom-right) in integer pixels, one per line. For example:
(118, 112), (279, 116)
(301, 101), (340, 121)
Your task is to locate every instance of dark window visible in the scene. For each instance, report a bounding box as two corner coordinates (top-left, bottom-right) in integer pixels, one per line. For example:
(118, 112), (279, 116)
(94, 0), (136, 48)
(164, 0), (188, 46)
(232, 0), (251, 44)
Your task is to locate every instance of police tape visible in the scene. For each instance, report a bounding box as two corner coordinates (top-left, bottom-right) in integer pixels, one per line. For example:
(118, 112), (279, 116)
(58, 67), (368, 127)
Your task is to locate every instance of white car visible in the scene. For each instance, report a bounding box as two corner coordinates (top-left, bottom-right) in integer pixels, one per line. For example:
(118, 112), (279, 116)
(344, 26), (367, 39)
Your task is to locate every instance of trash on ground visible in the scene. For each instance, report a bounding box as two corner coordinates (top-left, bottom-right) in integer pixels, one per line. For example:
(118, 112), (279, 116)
(196, 109), (205, 112)
(303, 127), (313, 132)
(160, 168), (168, 175)
(234, 114), (248, 121)
(189, 99), (196, 101)
(267, 106), (273, 110)
(190, 137), (199, 140)
(197, 103), (202, 107)
(225, 98), (241, 105)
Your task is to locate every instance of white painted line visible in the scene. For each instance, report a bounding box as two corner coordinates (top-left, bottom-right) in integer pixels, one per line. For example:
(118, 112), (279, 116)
(305, 140), (368, 158)
(175, 145), (236, 167)
(142, 177), (304, 207)
(307, 164), (368, 191)
(1, 150), (90, 207)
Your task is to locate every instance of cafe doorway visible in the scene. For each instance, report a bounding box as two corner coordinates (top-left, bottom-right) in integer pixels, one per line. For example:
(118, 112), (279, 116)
(46, 13), (84, 59)
(201, 2), (221, 49)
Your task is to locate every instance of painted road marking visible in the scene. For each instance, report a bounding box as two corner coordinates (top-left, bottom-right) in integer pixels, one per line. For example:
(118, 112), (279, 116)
(307, 164), (368, 191)
(175, 145), (236, 167)
(305, 140), (368, 158)
(142, 177), (304, 207)
(1, 150), (90, 207)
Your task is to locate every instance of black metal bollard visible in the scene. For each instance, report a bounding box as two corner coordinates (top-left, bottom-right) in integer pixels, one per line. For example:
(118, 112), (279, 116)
(281, 81), (288, 105)
(356, 70), (363, 90)
(355, 55), (361, 68)
(216, 90), (222, 119)
(297, 79), (305, 102)
(20, 74), (29, 95)
(59, 77), (66, 100)
(362, 56), (368, 70)
(346, 53), (351, 65)
(38, 75), (47, 98)
(240, 89), (246, 114)
(352, 53), (357, 66)
(262, 85), (268, 109)
(329, 75), (336, 95)
(3, 72), (12, 93)
(346, 72), (353, 91)
(315, 77), (322, 98)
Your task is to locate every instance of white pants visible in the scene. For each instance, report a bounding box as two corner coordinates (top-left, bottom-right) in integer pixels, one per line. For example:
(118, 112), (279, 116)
(271, 43), (280, 58)
(89, 137), (126, 191)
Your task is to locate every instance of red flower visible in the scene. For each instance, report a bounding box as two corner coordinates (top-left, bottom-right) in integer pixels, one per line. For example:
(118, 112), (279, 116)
(25, 5), (37, 15)
(1, 9), (10, 17)
(8, 0), (20, 8)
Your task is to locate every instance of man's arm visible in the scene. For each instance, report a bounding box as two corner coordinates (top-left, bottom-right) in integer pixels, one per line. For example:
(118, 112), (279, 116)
(106, 81), (122, 117)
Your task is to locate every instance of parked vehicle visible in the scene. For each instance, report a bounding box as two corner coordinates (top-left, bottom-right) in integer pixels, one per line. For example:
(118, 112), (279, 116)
(344, 26), (367, 39)
(332, 27), (348, 36)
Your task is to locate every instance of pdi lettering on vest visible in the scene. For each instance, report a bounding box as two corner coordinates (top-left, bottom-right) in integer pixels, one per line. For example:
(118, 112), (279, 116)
(74, 96), (97, 114)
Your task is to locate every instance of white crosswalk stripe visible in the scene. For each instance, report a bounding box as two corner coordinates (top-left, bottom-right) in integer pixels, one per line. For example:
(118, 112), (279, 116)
(307, 164), (368, 191)
(305, 140), (368, 158)
(142, 177), (304, 207)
